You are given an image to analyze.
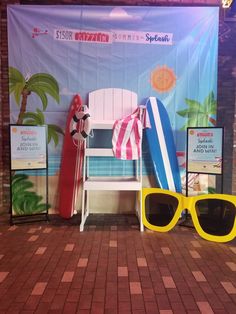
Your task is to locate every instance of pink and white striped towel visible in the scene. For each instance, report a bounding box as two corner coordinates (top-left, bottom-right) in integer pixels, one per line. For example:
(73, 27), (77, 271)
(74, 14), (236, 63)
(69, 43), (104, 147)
(112, 107), (150, 160)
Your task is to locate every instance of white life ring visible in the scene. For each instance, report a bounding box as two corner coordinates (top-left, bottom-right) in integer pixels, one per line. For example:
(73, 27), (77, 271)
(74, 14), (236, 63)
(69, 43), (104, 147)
(70, 106), (91, 141)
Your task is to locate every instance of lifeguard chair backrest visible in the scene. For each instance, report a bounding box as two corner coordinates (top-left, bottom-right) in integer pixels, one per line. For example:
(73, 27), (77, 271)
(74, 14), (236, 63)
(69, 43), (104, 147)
(88, 88), (138, 121)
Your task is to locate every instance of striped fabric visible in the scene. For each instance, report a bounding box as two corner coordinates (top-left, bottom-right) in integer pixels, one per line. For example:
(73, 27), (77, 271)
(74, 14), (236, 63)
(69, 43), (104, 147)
(112, 108), (144, 160)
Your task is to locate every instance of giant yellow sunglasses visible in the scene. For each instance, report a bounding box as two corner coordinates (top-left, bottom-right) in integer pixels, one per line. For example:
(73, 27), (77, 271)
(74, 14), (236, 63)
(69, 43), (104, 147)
(142, 188), (236, 243)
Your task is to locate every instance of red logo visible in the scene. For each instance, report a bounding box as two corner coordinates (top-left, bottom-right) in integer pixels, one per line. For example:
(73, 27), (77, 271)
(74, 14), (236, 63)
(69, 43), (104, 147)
(32, 27), (48, 38)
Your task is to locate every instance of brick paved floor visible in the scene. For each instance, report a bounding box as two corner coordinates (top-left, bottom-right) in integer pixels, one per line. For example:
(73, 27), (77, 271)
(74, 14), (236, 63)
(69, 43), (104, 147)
(0, 213), (236, 313)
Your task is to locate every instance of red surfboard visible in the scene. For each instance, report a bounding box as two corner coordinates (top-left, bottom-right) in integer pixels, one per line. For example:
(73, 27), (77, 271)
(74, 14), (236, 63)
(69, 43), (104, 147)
(58, 94), (84, 218)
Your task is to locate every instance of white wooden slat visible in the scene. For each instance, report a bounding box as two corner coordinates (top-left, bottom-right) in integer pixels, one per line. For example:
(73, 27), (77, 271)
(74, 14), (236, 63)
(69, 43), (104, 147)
(84, 178), (141, 191)
(113, 89), (122, 119)
(104, 88), (113, 120)
(85, 148), (113, 157)
(90, 120), (114, 129)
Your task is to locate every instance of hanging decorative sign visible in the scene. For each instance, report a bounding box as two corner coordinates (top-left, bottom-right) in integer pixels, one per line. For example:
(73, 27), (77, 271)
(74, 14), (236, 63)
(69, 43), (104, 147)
(10, 125), (47, 170)
(53, 28), (173, 45)
(187, 127), (224, 175)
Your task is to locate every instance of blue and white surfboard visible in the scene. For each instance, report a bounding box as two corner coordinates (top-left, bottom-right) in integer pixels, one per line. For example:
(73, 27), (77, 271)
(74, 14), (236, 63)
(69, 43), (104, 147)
(145, 97), (182, 193)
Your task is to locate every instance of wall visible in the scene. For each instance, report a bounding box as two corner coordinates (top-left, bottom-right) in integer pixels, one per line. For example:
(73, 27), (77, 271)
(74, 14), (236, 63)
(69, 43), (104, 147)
(0, 0), (20, 213)
(217, 8), (236, 193)
(1, 0), (236, 214)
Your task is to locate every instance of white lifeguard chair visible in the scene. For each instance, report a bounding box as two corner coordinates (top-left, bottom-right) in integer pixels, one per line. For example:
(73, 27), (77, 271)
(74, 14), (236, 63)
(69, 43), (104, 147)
(80, 88), (143, 231)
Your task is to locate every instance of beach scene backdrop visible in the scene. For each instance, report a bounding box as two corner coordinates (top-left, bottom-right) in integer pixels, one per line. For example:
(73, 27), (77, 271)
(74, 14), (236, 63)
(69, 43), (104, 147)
(7, 5), (219, 215)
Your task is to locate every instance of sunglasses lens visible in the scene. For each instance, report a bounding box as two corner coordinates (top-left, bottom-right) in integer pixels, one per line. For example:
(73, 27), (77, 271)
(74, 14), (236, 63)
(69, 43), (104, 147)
(196, 199), (236, 236)
(144, 193), (178, 226)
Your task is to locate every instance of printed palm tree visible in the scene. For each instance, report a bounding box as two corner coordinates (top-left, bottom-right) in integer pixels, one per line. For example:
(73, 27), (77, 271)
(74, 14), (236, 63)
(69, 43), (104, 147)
(177, 91), (217, 130)
(22, 109), (64, 146)
(11, 174), (50, 216)
(9, 66), (60, 124)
